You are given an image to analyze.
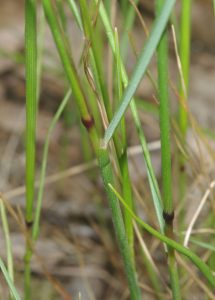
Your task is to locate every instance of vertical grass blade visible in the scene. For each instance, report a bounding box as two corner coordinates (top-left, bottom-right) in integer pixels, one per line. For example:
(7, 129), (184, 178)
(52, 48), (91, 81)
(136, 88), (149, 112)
(99, 147), (142, 300)
(25, 0), (37, 224)
(155, 1), (181, 298)
(25, 0), (37, 298)
(41, 0), (100, 156)
(178, 0), (192, 231)
(115, 28), (134, 267)
(32, 89), (72, 241)
(78, 0), (122, 160)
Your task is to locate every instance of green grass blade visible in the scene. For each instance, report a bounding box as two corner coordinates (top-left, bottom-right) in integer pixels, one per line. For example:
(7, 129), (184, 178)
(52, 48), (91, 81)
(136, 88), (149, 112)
(104, 0), (177, 144)
(25, 0), (37, 297)
(25, 0), (37, 224)
(109, 184), (215, 288)
(0, 257), (21, 300)
(67, 0), (84, 31)
(175, 232), (215, 252)
(156, 0), (180, 297)
(115, 28), (134, 266)
(94, 0), (166, 243)
(99, 147), (142, 300)
(0, 200), (14, 283)
(32, 89), (72, 241)
(66, 0), (104, 106)
(78, 0), (122, 160)
(41, 0), (100, 156)
(178, 0), (192, 232)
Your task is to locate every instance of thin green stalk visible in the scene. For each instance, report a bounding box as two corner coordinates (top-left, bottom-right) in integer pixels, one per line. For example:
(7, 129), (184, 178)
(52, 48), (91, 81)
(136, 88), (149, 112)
(99, 147), (142, 300)
(155, 1), (180, 298)
(25, 0), (37, 298)
(109, 184), (215, 288)
(25, 0), (37, 225)
(0, 258), (21, 300)
(32, 89), (72, 241)
(41, 0), (100, 156)
(0, 200), (14, 283)
(78, 0), (122, 160)
(67, 0), (104, 131)
(155, 1), (172, 216)
(115, 28), (134, 267)
(178, 0), (192, 231)
(67, 0), (84, 32)
(94, 0), (167, 243)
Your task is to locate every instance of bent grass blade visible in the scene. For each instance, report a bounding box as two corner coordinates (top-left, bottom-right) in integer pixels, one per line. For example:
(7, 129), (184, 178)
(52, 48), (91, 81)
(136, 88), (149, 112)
(109, 183), (215, 288)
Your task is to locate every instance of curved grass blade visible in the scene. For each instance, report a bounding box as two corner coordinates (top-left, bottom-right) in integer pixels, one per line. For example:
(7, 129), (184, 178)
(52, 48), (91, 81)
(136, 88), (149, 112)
(104, 0), (177, 144)
(175, 232), (215, 252)
(0, 257), (21, 300)
(109, 184), (215, 288)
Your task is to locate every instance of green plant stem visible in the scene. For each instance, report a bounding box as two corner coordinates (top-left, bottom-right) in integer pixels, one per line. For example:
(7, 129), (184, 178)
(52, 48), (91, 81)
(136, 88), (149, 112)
(115, 28), (134, 267)
(109, 184), (215, 287)
(25, 0), (37, 224)
(25, 0), (37, 298)
(155, 2), (172, 216)
(94, 0), (166, 242)
(178, 0), (192, 231)
(32, 89), (72, 241)
(155, 0), (181, 298)
(99, 147), (142, 300)
(41, 0), (100, 156)
(78, 0), (122, 160)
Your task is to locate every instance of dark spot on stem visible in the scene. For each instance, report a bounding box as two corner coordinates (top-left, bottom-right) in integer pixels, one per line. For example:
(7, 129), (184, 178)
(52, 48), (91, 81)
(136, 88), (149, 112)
(163, 210), (174, 224)
(25, 220), (33, 229)
(81, 116), (94, 130)
(180, 165), (185, 172)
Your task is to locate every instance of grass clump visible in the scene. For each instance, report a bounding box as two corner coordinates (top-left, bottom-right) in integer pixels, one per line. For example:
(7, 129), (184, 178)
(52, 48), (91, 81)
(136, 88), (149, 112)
(0, 0), (215, 299)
